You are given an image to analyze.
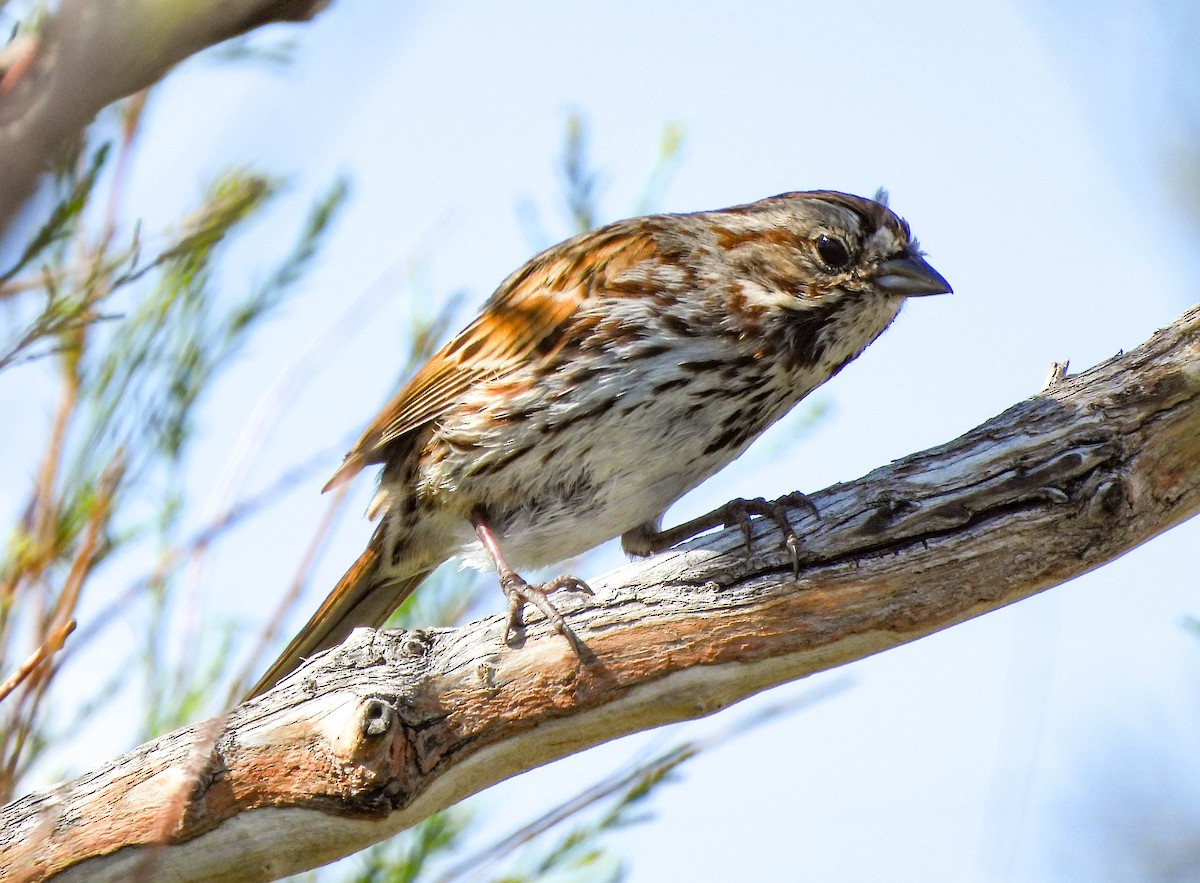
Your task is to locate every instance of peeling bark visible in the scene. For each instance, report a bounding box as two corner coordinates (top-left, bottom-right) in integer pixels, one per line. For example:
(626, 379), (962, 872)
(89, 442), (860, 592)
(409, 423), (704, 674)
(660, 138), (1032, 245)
(2, 305), (1198, 882)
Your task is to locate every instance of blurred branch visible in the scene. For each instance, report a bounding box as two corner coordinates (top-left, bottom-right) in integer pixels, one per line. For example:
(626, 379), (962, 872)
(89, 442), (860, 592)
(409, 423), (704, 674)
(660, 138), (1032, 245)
(0, 0), (331, 234)
(60, 443), (337, 669)
(0, 618), (74, 705)
(227, 482), (349, 704)
(4, 304), (1197, 881)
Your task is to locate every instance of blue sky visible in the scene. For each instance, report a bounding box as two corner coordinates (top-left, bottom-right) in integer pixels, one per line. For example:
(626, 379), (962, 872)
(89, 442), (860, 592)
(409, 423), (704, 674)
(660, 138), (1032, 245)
(7, 1), (1199, 880)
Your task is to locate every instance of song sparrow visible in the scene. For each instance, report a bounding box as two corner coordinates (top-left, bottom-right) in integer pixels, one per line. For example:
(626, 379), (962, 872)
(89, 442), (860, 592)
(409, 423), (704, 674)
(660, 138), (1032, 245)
(248, 189), (950, 697)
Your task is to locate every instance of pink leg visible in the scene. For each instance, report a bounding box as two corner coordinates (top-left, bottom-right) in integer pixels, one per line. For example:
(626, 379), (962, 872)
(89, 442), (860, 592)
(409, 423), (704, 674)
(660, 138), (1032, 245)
(472, 512), (592, 657)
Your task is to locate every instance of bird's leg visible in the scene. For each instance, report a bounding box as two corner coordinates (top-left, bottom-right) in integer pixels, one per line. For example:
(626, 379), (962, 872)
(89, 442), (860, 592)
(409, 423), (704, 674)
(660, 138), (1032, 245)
(621, 491), (818, 576)
(472, 512), (592, 657)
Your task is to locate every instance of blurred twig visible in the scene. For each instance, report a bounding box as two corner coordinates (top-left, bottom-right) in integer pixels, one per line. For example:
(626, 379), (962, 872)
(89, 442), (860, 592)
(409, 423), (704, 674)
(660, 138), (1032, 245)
(436, 678), (853, 883)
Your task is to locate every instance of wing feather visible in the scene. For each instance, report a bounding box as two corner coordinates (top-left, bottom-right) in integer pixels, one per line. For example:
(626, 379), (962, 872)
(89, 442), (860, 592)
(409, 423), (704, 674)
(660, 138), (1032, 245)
(323, 222), (663, 490)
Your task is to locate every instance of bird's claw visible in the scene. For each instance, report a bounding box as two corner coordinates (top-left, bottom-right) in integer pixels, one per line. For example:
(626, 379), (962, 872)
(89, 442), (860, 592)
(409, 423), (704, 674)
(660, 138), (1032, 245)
(721, 491), (817, 576)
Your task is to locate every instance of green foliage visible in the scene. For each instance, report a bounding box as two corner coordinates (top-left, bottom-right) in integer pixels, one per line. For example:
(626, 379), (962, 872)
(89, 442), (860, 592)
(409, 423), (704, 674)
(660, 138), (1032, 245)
(518, 113), (686, 252)
(562, 114), (600, 236)
(0, 144), (108, 287)
(635, 121), (685, 217)
(85, 171), (278, 474)
(0, 144), (110, 371)
(0, 107), (350, 795)
(560, 112), (686, 238)
(80, 171), (346, 480)
(351, 810), (472, 883)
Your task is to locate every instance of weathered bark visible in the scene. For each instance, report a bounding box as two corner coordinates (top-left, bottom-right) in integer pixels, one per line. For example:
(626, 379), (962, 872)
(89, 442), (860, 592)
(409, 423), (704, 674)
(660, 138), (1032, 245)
(2, 305), (1198, 882)
(0, 0), (330, 235)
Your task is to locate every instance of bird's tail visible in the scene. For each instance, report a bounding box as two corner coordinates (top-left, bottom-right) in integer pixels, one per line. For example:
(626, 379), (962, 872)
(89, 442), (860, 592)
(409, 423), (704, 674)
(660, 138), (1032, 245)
(246, 530), (431, 699)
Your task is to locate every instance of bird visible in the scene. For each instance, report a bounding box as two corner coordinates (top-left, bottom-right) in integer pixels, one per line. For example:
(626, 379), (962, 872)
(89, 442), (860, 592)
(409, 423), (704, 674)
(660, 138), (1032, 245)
(247, 189), (951, 697)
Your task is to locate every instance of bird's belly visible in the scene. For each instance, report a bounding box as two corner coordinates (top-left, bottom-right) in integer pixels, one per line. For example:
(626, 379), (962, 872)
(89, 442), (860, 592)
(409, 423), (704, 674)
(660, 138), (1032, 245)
(426, 342), (804, 571)
(472, 441), (720, 569)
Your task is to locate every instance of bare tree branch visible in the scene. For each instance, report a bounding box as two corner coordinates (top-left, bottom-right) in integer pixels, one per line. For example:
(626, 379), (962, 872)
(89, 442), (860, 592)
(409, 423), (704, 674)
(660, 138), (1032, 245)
(0, 0), (331, 234)
(2, 305), (1198, 882)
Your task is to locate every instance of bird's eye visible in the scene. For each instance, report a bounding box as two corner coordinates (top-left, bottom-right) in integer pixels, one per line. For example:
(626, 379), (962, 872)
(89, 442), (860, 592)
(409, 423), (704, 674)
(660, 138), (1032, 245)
(815, 234), (852, 270)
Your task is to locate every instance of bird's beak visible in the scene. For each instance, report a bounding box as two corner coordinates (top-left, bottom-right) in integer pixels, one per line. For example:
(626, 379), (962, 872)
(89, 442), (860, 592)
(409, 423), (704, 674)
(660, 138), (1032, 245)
(874, 254), (953, 297)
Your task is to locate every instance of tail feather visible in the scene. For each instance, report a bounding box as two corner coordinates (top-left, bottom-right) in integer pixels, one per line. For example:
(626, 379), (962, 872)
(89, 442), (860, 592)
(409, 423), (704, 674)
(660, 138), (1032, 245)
(246, 532), (432, 699)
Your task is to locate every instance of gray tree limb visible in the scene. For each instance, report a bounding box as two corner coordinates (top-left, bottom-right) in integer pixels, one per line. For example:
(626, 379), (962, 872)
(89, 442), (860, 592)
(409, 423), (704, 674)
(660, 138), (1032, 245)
(2, 305), (1198, 882)
(0, 0), (330, 234)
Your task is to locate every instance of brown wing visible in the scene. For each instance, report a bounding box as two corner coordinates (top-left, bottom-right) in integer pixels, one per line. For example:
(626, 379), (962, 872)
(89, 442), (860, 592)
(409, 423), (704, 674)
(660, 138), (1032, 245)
(323, 221), (663, 491)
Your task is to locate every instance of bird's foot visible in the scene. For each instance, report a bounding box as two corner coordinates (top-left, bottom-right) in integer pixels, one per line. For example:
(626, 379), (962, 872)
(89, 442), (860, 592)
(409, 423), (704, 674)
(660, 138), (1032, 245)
(721, 491), (818, 576)
(499, 569), (593, 658)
